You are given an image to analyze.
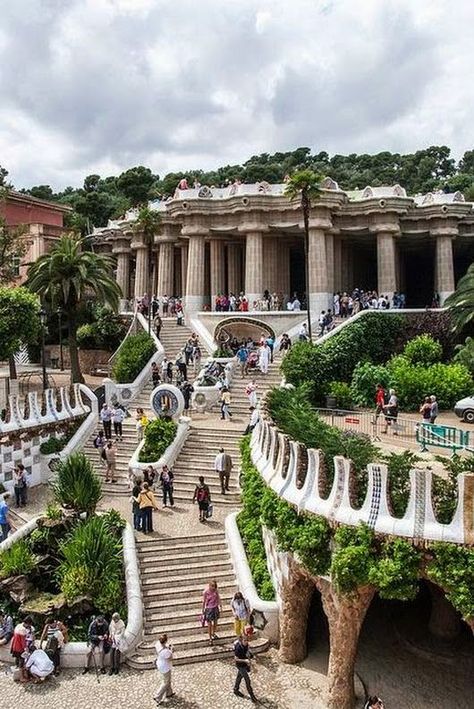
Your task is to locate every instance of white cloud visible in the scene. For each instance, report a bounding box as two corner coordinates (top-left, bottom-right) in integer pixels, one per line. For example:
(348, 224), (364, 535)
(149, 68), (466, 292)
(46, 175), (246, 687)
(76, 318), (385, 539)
(0, 0), (473, 189)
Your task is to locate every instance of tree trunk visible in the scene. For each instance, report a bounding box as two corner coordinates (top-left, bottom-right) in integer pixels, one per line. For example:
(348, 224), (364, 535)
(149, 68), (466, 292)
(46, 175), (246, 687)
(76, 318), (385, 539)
(428, 583), (461, 641)
(8, 354), (17, 381)
(68, 316), (84, 384)
(317, 579), (375, 709)
(279, 563), (315, 663)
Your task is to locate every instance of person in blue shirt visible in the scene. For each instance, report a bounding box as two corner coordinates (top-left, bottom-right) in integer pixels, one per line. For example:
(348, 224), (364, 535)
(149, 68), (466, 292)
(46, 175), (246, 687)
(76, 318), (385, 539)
(0, 492), (11, 542)
(236, 344), (249, 378)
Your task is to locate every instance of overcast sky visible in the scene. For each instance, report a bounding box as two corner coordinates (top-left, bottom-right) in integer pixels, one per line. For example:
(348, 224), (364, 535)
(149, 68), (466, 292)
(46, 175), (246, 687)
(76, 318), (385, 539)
(1, 0), (472, 190)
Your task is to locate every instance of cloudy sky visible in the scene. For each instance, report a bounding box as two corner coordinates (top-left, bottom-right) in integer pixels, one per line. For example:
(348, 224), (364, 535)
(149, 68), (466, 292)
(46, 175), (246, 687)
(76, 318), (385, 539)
(1, 0), (472, 189)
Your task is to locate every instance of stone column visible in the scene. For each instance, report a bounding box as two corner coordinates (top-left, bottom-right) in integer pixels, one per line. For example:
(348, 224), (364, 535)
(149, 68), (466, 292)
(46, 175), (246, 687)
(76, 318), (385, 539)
(279, 566), (315, 664)
(277, 241), (290, 305)
(435, 234), (455, 304)
(325, 233), (335, 297)
(181, 243), (188, 298)
(185, 235), (206, 311)
(210, 239), (226, 306)
(133, 246), (148, 300)
(264, 236), (280, 295)
(308, 226), (330, 317)
(333, 237), (342, 292)
(157, 241), (175, 297)
(227, 243), (242, 295)
(377, 231), (397, 299)
(245, 231), (263, 308)
(116, 251), (130, 304)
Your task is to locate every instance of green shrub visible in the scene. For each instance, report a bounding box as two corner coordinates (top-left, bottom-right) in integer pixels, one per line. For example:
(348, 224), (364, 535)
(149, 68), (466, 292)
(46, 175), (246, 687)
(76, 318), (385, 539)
(328, 381), (353, 409)
(368, 538), (421, 601)
(427, 543), (474, 618)
(0, 540), (36, 579)
(138, 418), (177, 463)
(383, 450), (420, 517)
(403, 334), (443, 365)
(40, 436), (65, 454)
(77, 306), (127, 351)
(454, 336), (474, 375)
(52, 452), (102, 514)
(76, 323), (97, 349)
(350, 362), (391, 407)
(112, 332), (156, 383)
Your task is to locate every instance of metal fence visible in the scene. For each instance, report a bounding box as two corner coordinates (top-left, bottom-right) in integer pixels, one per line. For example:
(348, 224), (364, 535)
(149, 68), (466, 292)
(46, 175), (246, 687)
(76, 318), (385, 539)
(315, 408), (472, 454)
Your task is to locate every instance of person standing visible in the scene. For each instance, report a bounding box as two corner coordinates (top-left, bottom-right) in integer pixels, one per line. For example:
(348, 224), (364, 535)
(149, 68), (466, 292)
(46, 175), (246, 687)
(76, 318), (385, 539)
(138, 482), (159, 533)
(246, 380), (258, 408)
(104, 441), (117, 483)
(93, 429), (106, 464)
(13, 464), (28, 508)
(151, 362), (161, 388)
(108, 612), (125, 675)
(258, 342), (270, 374)
(214, 447), (233, 495)
(153, 313), (163, 339)
(193, 345), (202, 374)
(430, 395), (439, 424)
(202, 580), (222, 645)
(193, 476), (211, 523)
(180, 380), (194, 415)
(39, 616), (68, 675)
(374, 384), (386, 426)
(420, 396), (432, 424)
(279, 333), (292, 353)
(383, 388), (399, 435)
(221, 387), (232, 420)
(245, 406), (259, 436)
(83, 615), (109, 675)
(100, 403), (113, 440)
(233, 633), (258, 703)
(131, 476), (143, 531)
(0, 610), (13, 646)
(0, 492), (11, 542)
(136, 407), (149, 442)
(154, 633), (174, 705)
(237, 343), (249, 378)
(159, 465), (175, 507)
(112, 404), (125, 442)
(231, 592), (251, 637)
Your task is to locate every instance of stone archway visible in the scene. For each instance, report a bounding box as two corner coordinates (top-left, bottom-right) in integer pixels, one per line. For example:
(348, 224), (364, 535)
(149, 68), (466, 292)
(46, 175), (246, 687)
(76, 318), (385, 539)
(214, 317), (276, 346)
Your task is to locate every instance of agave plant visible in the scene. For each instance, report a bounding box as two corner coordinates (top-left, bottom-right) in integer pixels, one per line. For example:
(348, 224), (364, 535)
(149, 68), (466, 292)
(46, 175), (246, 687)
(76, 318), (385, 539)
(52, 452), (102, 515)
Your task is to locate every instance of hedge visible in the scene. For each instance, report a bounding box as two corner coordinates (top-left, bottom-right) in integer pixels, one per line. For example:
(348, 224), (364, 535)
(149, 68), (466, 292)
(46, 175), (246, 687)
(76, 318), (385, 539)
(111, 332), (156, 383)
(138, 418), (177, 463)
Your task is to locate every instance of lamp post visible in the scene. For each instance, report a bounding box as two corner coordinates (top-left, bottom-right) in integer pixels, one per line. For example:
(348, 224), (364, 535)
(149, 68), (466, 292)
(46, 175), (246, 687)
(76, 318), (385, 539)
(57, 307), (64, 371)
(40, 308), (48, 391)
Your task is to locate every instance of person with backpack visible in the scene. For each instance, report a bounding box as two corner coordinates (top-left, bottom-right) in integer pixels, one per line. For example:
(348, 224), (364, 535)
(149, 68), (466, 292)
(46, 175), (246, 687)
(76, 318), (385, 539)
(193, 476), (211, 523)
(83, 615), (109, 675)
(93, 429), (106, 464)
(112, 403), (125, 442)
(159, 465), (175, 507)
(40, 616), (68, 675)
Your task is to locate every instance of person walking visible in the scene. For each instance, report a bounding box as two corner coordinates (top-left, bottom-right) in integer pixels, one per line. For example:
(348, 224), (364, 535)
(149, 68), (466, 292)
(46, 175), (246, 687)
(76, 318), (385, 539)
(383, 388), (399, 435)
(100, 403), (113, 440)
(202, 580), (222, 646)
(159, 465), (175, 507)
(112, 404), (125, 442)
(83, 615), (109, 675)
(430, 395), (439, 424)
(151, 362), (161, 388)
(298, 323), (309, 342)
(154, 633), (174, 705)
(0, 492), (11, 542)
(136, 407), (149, 442)
(131, 476), (143, 531)
(246, 380), (258, 408)
(193, 345), (202, 374)
(214, 447), (233, 495)
(373, 384), (386, 426)
(258, 342), (270, 374)
(104, 441), (117, 483)
(108, 612), (125, 675)
(193, 476), (211, 523)
(237, 343), (249, 378)
(245, 406), (259, 436)
(420, 396), (432, 424)
(233, 633), (258, 703)
(231, 592), (251, 637)
(180, 380), (194, 415)
(13, 464), (28, 508)
(138, 482), (159, 533)
(153, 313), (162, 339)
(93, 429), (106, 464)
(221, 387), (232, 420)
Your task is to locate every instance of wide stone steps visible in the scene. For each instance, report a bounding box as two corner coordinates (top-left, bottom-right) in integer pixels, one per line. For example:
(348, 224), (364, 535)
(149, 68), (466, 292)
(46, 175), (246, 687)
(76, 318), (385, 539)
(139, 549), (232, 570)
(141, 567), (234, 590)
(144, 581), (236, 605)
(139, 629), (237, 653)
(137, 535), (228, 553)
(144, 617), (235, 640)
(144, 594), (234, 620)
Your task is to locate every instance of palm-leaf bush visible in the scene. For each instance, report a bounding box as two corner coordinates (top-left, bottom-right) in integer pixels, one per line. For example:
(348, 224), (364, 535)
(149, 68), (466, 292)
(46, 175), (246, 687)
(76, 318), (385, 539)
(52, 452), (102, 515)
(0, 539), (36, 579)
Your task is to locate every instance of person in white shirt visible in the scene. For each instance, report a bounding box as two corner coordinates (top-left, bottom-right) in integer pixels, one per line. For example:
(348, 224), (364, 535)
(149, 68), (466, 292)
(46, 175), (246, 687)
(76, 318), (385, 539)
(292, 297), (301, 311)
(108, 612), (126, 675)
(112, 404), (125, 442)
(298, 323), (309, 342)
(154, 633), (174, 705)
(25, 644), (54, 682)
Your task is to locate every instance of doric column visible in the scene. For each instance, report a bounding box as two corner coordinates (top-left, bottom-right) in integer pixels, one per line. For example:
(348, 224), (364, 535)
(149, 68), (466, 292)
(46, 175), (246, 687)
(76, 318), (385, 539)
(227, 243), (242, 295)
(185, 234), (206, 311)
(264, 236), (280, 295)
(156, 241), (175, 297)
(180, 243), (188, 297)
(277, 241), (290, 305)
(133, 245), (148, 299)
(333, 237), (342, 292)
(325, 233), (335, 296)
(245, 231), (263, 307)
(210, 239), (226, 306)
(435, 234), (455, 304)
(116, 251), (130, 299)
(376, 232), (397, 297)
(308, 226), (330, 316)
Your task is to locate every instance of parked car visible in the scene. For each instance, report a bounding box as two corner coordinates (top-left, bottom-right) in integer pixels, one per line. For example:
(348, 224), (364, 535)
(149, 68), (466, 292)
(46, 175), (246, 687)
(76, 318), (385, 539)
(454, 395), (474, 424)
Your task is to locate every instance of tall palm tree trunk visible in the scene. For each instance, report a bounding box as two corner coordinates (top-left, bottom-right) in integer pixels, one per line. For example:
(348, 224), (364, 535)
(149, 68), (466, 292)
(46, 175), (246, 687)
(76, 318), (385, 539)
(68, 315), (84, 384)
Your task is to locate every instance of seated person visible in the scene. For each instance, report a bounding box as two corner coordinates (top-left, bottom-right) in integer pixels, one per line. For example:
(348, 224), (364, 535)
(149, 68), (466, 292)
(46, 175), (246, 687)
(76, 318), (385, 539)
(24, 643), (54, 683)
(0, 610), (13, 646)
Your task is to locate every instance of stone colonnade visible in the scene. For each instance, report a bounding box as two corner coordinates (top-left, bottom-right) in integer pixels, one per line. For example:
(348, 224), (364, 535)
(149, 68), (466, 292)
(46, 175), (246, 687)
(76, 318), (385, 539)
(113, 221), (456, 312)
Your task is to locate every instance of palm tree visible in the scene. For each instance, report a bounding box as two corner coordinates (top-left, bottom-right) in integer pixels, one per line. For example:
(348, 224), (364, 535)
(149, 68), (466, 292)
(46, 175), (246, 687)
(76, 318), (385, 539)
(445, 262), (474, 332)
(27, 234), (121, 383)
(133, 206), (162, 333)
(284, 169), (323, 342)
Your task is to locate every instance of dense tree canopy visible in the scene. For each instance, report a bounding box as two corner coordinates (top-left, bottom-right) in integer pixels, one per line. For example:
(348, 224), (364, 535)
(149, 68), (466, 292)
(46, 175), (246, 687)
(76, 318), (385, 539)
(7, 145), (474, 231)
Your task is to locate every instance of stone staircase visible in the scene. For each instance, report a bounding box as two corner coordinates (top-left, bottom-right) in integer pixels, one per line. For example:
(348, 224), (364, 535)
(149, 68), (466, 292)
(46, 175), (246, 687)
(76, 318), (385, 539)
(229, 353), (283, 417)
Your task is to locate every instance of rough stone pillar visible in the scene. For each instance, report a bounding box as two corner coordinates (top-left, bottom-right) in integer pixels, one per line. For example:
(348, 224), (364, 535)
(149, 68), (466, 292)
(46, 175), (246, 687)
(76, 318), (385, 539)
(317, 579), (375, 709)
(333, 237), (342, 292)
(157, 241), (175, 297)
(325, 233), (335, 297)
(377, 231), (397, 299)
(308, 226), (330, 316)
(116, 251), (130, 301)
(435, 235), (455, 304)
(428, 583), (462, 640)
(185, 235), (206, 311)
(245, 231), (263, 307)
(180, 243), (188, 298)
(210, 239), (226, 306)
(264, 236), (280, 295)
(279, 564), (315, 664)
(227, 243), (242, 295)
(133, 246), (148, 299)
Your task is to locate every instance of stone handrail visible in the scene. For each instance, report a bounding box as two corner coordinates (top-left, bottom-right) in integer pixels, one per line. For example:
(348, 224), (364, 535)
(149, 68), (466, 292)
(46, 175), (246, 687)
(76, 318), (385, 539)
(0, 383), (89, 435)
(191, 357), (236, 412)
(128, 417), (191, 478)
(0, 520), (142, 668)
(250, 414), (474, 545)
(104, 310), (165, 407)
(225, 511), (279, 643)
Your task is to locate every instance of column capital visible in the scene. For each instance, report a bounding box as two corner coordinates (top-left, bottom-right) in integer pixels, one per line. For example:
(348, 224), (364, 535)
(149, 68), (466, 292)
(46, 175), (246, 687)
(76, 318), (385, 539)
(307, 219), (332, 231)
(237, 224), (269, 234)
(429, 219), (459, 238)
(369, 212), (401, 235)
(180, 227), (210, 238)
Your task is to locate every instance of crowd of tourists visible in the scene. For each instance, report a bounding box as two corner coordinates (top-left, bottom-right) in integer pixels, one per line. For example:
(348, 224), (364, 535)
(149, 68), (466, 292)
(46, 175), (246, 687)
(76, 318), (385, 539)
(333, 289), (406, 317)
